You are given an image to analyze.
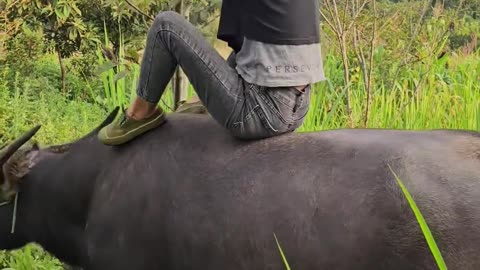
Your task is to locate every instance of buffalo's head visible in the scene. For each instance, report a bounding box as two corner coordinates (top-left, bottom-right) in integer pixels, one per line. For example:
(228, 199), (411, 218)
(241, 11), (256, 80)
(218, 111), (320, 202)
(0, 127), (77, 249)
(0, 107), (119, 249)
(0, 126), (42, 203)
(0, 126), (43, 248)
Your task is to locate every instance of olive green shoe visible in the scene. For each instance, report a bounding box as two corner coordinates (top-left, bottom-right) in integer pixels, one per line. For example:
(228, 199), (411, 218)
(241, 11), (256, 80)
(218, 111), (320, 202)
(175, 95), (208, 114)
(98, 109), (166, 145)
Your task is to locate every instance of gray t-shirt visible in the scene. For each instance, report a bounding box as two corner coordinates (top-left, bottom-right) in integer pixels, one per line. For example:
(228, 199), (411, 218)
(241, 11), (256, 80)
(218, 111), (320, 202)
(235, 38), (325, 87)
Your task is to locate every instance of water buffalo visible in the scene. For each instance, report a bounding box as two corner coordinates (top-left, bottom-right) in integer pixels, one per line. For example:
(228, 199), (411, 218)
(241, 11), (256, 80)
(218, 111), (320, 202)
(1, 107), (480, 270)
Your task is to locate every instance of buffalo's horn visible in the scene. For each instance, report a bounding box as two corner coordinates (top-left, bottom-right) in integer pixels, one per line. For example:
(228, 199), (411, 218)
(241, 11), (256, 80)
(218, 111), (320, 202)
(0, 125), (41, 165)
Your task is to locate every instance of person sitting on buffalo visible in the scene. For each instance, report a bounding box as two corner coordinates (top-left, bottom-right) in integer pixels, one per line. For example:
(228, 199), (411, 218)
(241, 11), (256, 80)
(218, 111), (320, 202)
(98, 0), (326, 145)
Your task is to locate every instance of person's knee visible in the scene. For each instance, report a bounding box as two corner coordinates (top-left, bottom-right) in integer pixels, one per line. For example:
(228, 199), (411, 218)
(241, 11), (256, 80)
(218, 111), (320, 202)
(153, 11), (182, 28)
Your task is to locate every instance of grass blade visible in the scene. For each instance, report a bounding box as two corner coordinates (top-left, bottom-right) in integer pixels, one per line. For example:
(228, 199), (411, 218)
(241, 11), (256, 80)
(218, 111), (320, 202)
(273, 233), (291, 270)
(388, 165), (448, 270)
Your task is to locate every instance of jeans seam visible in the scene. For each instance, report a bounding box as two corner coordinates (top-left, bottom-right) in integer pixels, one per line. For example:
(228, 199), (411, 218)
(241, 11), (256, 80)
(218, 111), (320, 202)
(257, 90), (293, 125)
(138, 32), (160, 102)
(232, 104), (259, 127)
(269, 89), (298, 108)
(157, 28), (237, 100)
(256, 107), (279, 133)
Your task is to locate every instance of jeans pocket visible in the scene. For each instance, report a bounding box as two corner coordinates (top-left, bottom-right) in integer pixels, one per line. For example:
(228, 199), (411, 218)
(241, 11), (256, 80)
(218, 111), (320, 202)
(261, 85), (311, 128)
(268, 87), (298, 110)
(229, 104), (274, 140)
(229, 84), (311, 139)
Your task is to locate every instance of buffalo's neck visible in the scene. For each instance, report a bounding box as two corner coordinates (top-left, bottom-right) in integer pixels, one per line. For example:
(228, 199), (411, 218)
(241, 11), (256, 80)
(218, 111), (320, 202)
(20, 201), (87, 265)
(17, 194), (88, 267)
(2, 202), (28, 250)
(17, 151), (100, 267)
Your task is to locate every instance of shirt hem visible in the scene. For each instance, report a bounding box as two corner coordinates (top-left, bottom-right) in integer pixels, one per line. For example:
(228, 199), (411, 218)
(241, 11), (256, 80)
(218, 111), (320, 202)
(237, 69), (327, 88)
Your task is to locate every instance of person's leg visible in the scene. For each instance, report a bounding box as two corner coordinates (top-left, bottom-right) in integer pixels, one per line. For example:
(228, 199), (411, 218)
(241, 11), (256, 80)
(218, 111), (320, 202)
(175, 50), (237, 114)
(98, 11), (246, 145)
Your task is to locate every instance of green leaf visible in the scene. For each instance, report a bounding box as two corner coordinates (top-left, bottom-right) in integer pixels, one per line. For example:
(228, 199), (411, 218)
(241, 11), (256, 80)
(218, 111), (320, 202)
(34, 0), (42, 9)
(63, 6), (70, 18)
(113, 70), (129, 82)
(71, 2), (82, 15)
(54, 8), (63, 19)
(388, 165), (448, 270)
(68, 29), (77, 40)
(94, 61), (118, 76)
(169, 0), (182, 7)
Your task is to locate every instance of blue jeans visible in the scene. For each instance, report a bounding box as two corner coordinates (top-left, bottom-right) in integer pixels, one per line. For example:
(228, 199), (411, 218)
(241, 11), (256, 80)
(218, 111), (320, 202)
(137, 11), (311, 140)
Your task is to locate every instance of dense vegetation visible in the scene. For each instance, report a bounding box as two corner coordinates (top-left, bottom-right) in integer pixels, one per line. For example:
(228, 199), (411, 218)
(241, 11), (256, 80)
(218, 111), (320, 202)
(0, 0), (479, 268)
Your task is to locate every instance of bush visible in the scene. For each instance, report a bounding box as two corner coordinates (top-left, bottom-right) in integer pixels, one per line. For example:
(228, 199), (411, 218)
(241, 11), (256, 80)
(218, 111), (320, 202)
(1, 52), (104, 104)
(2, 27), (54, 76)
(0, 68), (107, 146)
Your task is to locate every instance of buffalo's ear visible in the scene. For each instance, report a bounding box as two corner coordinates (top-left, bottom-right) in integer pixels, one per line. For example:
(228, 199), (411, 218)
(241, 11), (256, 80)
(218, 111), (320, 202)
(0, 126), (41, 201)
(31, 141), (39, 151)
(1, 143), (40, 199)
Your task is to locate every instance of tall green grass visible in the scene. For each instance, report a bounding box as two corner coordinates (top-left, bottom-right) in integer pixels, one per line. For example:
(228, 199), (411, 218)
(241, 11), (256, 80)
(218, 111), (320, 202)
(298, 52), (480, 132)
(94, 21), (180, 113)
(94, 21), (132, 110)
(0, 245), (64, 270)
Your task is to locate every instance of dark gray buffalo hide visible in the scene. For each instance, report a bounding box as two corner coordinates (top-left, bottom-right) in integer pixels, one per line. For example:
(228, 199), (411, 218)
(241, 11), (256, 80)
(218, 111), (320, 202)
(1, 112), (480, 270)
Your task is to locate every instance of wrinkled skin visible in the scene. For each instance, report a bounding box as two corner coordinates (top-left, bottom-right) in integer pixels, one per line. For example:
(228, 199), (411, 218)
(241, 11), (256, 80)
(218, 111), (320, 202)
(2, 112), (480, 269)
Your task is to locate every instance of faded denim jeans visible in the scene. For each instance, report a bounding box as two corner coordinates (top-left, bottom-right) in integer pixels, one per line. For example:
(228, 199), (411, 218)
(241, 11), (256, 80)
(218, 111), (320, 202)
(137, 11), (311, 140)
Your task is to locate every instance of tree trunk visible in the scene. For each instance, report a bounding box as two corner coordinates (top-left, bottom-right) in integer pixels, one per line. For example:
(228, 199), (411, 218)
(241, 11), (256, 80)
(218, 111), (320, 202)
(57, 48), (66, 94)
(172, 0), (191, 110)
